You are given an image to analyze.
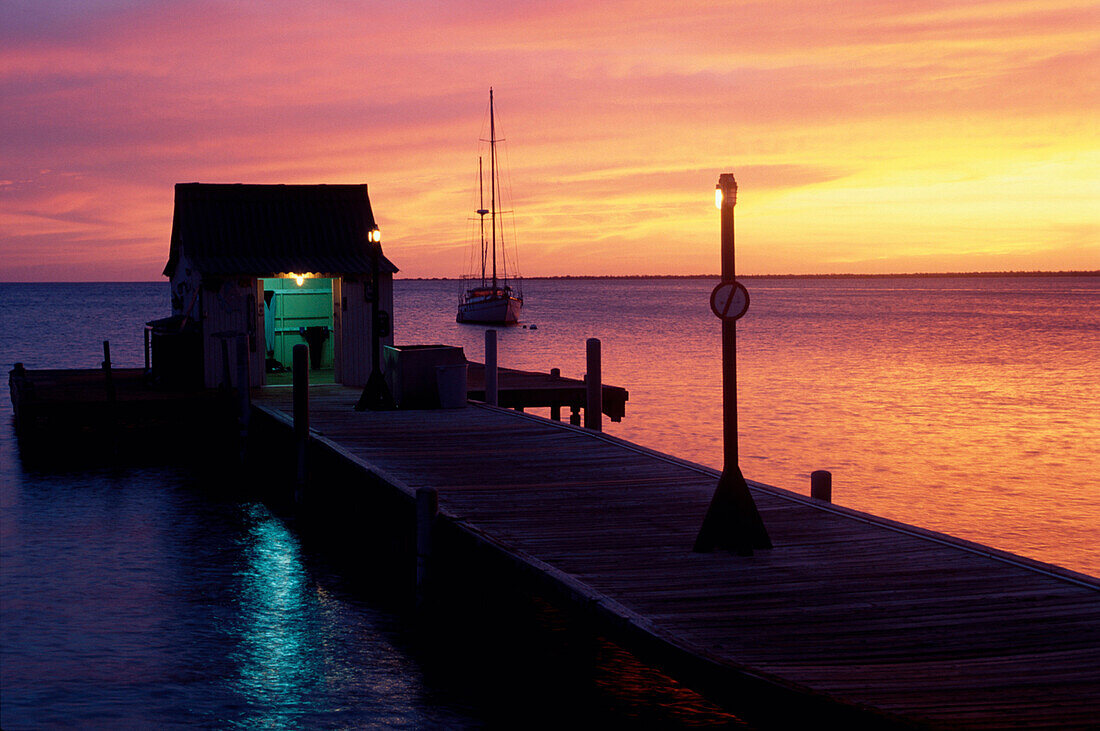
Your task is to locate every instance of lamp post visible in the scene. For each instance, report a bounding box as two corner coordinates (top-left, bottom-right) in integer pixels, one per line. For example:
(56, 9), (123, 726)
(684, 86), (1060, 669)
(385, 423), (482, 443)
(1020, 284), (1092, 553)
(355, 227), (396, 411)
(693, 172), (771, 555)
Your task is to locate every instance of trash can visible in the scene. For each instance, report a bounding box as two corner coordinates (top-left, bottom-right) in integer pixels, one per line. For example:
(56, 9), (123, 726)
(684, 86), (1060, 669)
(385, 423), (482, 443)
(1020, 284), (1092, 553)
(435, 363), (468, 409)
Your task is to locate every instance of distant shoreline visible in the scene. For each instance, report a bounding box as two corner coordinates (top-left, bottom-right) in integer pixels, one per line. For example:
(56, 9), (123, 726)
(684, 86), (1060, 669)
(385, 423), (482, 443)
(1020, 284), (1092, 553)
(422, 270), (1100, 281)
(2, 270), (1097, 284)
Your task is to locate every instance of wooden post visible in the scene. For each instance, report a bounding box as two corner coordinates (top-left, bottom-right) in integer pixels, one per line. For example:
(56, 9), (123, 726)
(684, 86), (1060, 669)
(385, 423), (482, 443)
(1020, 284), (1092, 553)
(102, 340), (118, 456)
(570, 404), (581, 426)
(550, 368), (561, 421)
(485, 329), (498, 406)
(585, 338), (602, 431)
(416, 486), (438, 608)
(102, 340), (116, 402)
(10, 363), (27, 429)
(220, 337), (232, 390)
(236, 334), (251, 462)
(144, 327), (152, 374)
(811, 470), (832, 503)
(293, 343), (309, 501)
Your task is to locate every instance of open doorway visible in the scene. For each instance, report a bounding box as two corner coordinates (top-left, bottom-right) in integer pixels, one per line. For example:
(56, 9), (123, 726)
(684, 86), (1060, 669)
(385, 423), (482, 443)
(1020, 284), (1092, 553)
(261, 277), (335, 385)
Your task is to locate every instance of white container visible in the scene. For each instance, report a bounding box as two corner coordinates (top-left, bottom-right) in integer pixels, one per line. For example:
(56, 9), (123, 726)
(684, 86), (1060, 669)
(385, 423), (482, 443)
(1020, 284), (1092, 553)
(435, 363), (468, 409)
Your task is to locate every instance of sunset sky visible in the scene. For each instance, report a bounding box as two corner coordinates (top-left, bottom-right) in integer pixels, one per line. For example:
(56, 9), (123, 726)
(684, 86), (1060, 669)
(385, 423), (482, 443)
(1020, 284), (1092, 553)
(1, 0), (1097, 280)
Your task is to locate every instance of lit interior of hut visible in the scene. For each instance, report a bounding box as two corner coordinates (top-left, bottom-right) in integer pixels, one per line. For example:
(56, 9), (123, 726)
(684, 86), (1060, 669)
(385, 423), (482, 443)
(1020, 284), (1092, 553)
(261, 276), (335, 384)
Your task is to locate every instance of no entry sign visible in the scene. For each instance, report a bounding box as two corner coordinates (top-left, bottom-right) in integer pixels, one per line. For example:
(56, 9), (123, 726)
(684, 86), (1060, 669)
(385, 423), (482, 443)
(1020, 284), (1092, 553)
(710, 281), (750, 321)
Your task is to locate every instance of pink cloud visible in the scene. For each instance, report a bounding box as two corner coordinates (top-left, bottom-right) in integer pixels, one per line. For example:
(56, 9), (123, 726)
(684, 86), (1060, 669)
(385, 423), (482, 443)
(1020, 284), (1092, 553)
(1, 0), (1096, 280)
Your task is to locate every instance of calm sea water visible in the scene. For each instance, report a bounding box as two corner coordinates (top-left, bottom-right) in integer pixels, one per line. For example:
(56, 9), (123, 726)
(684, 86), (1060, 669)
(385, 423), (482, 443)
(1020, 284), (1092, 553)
(2, 277), (1097, 727)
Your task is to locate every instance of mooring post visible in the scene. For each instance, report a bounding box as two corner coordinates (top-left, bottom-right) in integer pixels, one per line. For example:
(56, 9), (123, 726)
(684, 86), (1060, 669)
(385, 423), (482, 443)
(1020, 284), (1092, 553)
(10, 363), (27, 428)
(293, 343), (309, 501)
(415, 486), (438, 609)
(102, 340), (118, 455)
(485, 329), (498, 406)
(570, 404), (581, 426)
(550, 368), (561, 421)
(143, 327), (152, 375)
(811, 470), (832, 503)
(585, 338), (602, 431)
(235, 334), (251, 462)
(101, 340), (116, 402)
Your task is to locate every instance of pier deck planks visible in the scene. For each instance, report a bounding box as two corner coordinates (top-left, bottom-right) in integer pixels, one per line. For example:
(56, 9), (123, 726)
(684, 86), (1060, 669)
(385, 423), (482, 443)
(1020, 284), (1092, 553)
(255, 386), (1100, 728)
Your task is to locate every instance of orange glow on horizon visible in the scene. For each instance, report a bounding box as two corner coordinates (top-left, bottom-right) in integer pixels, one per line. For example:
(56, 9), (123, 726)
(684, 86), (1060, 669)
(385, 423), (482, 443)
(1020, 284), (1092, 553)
(0, 0), (1096, 280)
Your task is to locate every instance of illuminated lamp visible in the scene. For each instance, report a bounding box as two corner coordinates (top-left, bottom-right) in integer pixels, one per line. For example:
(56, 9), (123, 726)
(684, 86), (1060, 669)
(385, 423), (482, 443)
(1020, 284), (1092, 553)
(369, 228), (382, 243)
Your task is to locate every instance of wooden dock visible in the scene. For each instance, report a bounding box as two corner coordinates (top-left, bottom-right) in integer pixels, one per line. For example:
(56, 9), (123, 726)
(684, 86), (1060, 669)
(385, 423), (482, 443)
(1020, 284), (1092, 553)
(253, 385), (1100, 729)
(8, 364), (627, 432)
(465, 361), (628, 422)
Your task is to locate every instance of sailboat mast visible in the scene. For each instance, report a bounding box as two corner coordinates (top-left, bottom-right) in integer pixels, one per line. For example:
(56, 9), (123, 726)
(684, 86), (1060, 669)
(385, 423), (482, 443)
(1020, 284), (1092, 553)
(489, 87), (498, 291)
(477, 156), (488, 285)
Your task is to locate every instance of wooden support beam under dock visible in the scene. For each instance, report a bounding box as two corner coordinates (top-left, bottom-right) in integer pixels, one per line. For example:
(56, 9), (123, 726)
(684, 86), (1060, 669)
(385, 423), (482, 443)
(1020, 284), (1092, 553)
(251, 385), (1100, 729)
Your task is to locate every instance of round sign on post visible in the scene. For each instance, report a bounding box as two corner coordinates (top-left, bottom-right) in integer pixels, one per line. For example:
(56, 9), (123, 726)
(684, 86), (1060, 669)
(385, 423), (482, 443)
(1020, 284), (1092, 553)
(710, 281), (749, 321)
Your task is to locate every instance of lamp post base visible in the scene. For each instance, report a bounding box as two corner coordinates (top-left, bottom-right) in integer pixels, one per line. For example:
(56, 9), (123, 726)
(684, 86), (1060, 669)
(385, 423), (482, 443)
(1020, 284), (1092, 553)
(693, 466), (772, 555)
(355, 369), (395, 411)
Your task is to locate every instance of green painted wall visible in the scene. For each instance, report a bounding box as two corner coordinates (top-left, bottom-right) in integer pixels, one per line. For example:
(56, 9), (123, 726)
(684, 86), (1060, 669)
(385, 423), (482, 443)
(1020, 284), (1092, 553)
(261, 278), (334, 369)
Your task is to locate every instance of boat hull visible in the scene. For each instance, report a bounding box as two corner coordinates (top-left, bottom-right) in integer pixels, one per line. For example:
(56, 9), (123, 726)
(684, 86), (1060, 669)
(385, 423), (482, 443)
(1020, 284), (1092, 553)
(457, 295), (522, 324)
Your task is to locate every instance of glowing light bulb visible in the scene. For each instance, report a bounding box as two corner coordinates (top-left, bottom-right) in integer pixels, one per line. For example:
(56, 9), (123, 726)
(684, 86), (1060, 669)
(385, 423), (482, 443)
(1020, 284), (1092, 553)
(295, 275), (304, 286)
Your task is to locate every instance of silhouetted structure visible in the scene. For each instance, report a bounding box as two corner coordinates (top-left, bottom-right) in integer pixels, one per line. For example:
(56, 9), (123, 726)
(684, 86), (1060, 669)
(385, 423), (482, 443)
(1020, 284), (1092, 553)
(162, 183), (397, 388)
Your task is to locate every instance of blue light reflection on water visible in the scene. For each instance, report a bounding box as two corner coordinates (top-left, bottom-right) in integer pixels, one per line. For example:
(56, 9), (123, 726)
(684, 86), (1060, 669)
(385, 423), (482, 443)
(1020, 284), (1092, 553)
(0, 425), (476, 728)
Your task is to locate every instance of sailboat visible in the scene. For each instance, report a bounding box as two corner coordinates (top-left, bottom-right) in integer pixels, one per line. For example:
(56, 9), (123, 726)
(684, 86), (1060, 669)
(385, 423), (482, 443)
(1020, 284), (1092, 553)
(457, 88), (523, 325)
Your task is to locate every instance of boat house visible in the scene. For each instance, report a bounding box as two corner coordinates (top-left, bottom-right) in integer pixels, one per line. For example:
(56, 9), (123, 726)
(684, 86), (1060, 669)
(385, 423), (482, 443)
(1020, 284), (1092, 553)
(160, 183), (397, 388)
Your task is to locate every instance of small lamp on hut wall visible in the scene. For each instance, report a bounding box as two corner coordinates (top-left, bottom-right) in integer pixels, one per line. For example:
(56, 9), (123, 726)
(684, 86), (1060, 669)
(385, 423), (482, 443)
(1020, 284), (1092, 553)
(355, 226), (395, 410)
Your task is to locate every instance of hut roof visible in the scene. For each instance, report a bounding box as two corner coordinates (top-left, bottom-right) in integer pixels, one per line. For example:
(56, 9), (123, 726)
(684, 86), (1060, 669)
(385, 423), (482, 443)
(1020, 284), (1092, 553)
(164, 183), (398, 278)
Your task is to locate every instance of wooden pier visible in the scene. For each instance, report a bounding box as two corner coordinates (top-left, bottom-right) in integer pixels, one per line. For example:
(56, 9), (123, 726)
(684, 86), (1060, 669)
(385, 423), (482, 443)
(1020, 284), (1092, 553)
(8, 363), (627, 433)
(253, 385), (1100, 729)
(465, 361), (628, 422)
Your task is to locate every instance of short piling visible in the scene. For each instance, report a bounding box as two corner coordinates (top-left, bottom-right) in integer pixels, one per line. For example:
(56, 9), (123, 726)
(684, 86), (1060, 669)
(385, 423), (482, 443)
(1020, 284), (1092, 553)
(102, 341), (118, 451)
(143, 327), (152, 375)
(102, 340), (116, 403)
(811, 470), (832, 503)
(293, 344), (309, 501)
(550, 368), (561, 421)
(485, 329), (498, 406)
(585, 338), (602, 431)
(236, 334), (251, 462)
(9, 363), (27, 428)
(416, 486), (438, 608)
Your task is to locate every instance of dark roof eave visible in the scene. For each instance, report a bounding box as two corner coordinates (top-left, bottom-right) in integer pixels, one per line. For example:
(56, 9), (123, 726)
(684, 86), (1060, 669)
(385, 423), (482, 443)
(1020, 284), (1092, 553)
(164, 183), (398, 279)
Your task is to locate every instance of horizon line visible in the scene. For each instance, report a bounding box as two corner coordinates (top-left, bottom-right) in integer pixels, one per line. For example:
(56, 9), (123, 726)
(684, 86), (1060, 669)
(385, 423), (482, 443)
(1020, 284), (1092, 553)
(2, 270), (1098, 284)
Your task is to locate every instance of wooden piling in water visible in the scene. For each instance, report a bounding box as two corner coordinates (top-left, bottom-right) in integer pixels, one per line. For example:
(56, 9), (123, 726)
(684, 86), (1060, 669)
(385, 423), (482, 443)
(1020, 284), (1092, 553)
(293, 344), (309, 500)
(585, 338), (602, 431)
(102, 341), (115, 403)
(102, 341), (118, 454)
(550, 368), (561, 421)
